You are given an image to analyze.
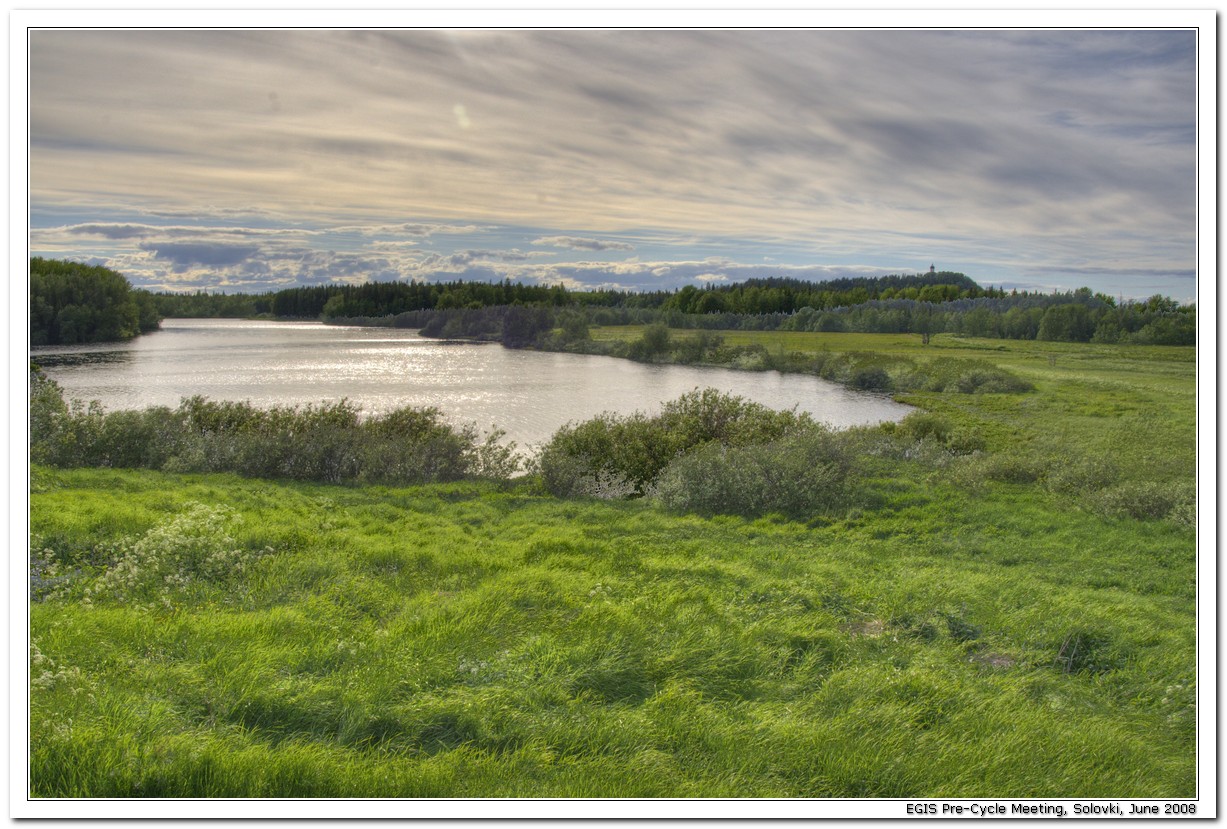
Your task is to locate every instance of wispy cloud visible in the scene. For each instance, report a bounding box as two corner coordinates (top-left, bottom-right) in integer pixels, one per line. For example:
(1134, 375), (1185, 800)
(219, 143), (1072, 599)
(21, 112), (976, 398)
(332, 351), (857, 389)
(328, 223), (484, 237)
(532, 236), (635, 252)
(53, 222), (319, 240)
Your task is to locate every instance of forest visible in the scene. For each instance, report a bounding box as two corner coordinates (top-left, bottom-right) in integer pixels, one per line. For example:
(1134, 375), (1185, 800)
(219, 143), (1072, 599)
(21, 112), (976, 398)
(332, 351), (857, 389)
(29, 258), (162, 345)
(27, 257), (1193, 350)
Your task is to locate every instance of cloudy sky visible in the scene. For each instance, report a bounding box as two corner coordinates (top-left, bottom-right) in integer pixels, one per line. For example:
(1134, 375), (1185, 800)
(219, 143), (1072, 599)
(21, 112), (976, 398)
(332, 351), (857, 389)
(28, 28), (1199, 300)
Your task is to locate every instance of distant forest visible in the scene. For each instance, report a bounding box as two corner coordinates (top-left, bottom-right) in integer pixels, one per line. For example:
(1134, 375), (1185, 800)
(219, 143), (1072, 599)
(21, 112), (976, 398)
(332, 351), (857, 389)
(149, 269), (1195, 347)
(30, 258), (1194, 348)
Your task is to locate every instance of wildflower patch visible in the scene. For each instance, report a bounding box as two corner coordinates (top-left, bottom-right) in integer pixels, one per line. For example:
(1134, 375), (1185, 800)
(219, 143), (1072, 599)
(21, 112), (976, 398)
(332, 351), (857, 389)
(78, 503), (270, 608)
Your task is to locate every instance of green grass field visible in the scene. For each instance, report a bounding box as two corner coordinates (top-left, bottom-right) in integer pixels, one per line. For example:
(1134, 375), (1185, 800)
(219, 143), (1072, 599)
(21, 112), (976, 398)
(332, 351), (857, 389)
(27, 330), (1198, 799)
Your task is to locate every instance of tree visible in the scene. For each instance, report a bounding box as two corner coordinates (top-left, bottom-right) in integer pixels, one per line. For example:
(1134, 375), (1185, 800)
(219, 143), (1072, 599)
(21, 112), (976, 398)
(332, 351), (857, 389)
(915, 304), (937, 345)
(30, 258), (160, 345)
(1037, 304), (1094, 342)
(501, 305), (553, 348)
(641, 323), (671, 356)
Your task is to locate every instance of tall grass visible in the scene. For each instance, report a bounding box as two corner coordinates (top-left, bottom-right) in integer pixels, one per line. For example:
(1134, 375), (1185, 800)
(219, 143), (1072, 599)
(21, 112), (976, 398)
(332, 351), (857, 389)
(29, 466), (1194, 798)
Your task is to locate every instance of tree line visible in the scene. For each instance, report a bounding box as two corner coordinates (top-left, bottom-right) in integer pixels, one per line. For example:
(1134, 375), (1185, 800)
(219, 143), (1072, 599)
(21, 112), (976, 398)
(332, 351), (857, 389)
(34, 256), (1193, 348)
(378, 287), (1194, 348)
(149, 270), (997, 320)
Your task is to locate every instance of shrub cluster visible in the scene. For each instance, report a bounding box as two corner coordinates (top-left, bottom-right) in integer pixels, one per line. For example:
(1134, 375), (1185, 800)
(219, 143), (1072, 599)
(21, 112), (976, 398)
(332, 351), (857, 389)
(945, 443), (1194, 525)
(884, 411), (986, 456)
(1085, 481), (1196, 524)
(693, 349), (1033, 397)
(537, 389), (812, 498)
(29, 369), (520, 484)
(654, 427), (853, 519)
(905, 358), (1035, 394)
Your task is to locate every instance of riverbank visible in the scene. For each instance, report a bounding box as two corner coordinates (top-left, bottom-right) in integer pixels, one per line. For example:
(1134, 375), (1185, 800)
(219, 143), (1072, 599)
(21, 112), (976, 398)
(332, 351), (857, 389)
(549, 326), (1195, 481)
(32, 319), (913, 448)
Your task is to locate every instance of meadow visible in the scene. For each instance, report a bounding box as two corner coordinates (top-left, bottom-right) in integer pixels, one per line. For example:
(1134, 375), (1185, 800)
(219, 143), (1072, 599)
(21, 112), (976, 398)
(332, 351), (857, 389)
(27, 330), (1197, 798)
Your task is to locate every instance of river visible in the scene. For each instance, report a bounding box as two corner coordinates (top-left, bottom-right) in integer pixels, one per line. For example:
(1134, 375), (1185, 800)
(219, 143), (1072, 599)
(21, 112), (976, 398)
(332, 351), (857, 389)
(29, 319), (912, 448)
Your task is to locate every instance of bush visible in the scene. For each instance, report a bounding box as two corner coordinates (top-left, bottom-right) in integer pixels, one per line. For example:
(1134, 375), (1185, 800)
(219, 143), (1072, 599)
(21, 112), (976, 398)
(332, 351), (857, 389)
(902, 358), (1033, 394)
(28, 369), (519, 485)
(655, 427), (853, 519)
(536, 412), (663, 497)
(1043, 455), (1120, 495)
(359, 405), (473, 484)
(88, 407), (187, 469)
(944, 427), (987, 456)
(29, 368), (75, 465)
(897, 412), (953, 444)
(1086, 481), (1195, 522)
(961, 450), (1046, 485)
(850, 366), (892, 392)
(537, 390), (813, 498)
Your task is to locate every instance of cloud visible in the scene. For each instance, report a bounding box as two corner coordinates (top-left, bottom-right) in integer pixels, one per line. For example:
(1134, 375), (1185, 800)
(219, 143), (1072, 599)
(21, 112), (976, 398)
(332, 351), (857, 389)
(64, 223), (156, 240)
(139, 242), (262, 269)
(532, 236), (635, 252)
(418, 248), (544, 270)
(57, 222), (318, 240)
(329, 223), (484, 237)
(26, 28), (1198, 298)
(369, 240), (419, 250)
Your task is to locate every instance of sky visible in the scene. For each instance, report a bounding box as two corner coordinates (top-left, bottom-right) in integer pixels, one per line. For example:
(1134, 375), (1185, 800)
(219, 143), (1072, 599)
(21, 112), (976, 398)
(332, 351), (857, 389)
(27, 28), (1200, 301)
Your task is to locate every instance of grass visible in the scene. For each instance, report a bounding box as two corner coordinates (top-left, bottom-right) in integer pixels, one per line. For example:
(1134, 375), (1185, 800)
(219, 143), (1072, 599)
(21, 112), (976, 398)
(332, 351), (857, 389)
(27, 330), (1197, 799)
(29, 468), (1194, 797)
(591, 327), (1195, 482)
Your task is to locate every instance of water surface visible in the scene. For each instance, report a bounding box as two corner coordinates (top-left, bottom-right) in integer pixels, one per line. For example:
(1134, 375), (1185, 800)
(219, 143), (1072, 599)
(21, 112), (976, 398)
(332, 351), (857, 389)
(31, 319), (912, 448)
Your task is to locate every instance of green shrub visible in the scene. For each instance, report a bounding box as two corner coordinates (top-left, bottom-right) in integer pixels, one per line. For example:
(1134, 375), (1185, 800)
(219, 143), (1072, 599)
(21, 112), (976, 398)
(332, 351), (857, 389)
(622, 324), (672, 361)
(903, 358), (1033, 394)
(960, 450), (1046, 485)
(536, 450), (638, 499)
(1086, 480), (1195, 522)
(537, 412), (668, 497)
(898, 412), (953, 444)
(1044, 456), (1120, 495)
(944, 427), (987, 456)
(953, 369), (1033, 394)
(28, 370), (515, 485)
(537, 390), (813, 497)
(359, 406), (473, 484)
(90, 407), (187, 469)
(655, 426), (852, 519)
(466, 429), (524, 481)
(850, 366), (892, 392)
(29, 368), (76, 465)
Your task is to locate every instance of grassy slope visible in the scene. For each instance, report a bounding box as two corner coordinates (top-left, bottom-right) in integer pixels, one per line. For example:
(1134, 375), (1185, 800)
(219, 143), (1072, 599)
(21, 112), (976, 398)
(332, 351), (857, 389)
(28, 331), (1197, 798)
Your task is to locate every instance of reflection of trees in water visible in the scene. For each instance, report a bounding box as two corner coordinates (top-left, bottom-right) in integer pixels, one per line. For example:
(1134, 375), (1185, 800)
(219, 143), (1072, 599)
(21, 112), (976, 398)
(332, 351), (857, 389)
(30, 351), (132, 369)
